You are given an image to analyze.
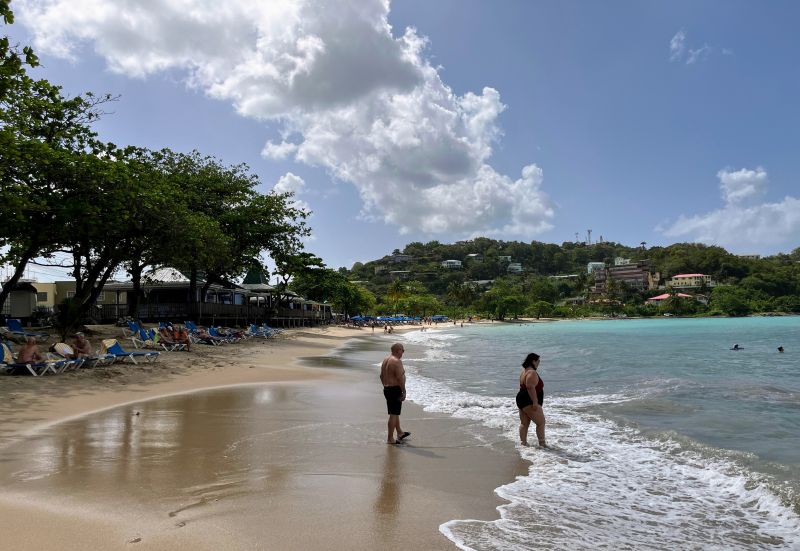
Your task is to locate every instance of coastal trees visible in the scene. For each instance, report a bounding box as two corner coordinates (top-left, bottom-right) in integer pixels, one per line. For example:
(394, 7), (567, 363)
(710, 286), (751, 317)
(0, 25), (115, 314)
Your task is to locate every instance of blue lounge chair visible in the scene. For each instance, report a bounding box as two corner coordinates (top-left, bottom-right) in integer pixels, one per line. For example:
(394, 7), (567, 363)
(1, 342), (64, 375)
(6, 319), (49, 339)
(101, 339), (160, 364)
(247, 324), (271, 339)
(122, 320), (142, 338)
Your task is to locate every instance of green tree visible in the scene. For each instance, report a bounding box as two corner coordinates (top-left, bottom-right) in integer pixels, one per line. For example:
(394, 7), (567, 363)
(711, 286), (751, 317)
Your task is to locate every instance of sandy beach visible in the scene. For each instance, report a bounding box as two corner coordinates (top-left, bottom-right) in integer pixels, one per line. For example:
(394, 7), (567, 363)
(0, 325), (527, 550)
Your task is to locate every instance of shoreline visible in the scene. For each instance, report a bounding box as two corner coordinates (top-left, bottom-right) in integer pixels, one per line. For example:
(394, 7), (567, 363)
(0, 324), (526, 550)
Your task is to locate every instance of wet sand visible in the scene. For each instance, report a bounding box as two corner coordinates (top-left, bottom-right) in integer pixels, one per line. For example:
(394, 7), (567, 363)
(0, 325), (526, 550)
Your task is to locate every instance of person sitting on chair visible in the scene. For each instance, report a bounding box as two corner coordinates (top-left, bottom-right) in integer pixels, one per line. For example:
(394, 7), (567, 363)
(73, 333), (93, 358)
(171, 325), (191, 351)
(17, 337), (45, 363)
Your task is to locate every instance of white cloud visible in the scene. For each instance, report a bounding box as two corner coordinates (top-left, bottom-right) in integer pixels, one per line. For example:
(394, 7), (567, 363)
(669, 30), (686, 61)
(262, 140), (298, 160)
(17, 0), (554, 238)
(717, 167), (767, 204)
(669, 30), (720, 65)
(273, 172), (309, 212)
(686, 45), (711, 65)
(660, 167), (800, 252)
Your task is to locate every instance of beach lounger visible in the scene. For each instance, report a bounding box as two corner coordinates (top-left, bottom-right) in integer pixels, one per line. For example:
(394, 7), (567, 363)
(260, 324), (283, 336)
(101, 339), (160, 364)
(53, 342), (114, 368)
(150, 329), (187, 352)
(122, 320), (142, 338)
(6, 319), (49, 340)
(209, 326), (238, 343)
(1, 342), (63, 376)
(247, 324), (270, 339)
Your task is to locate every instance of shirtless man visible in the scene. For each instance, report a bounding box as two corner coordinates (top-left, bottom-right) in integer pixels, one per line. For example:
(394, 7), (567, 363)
(380, 343), (410, 444)
(17, 337), (45, 363)
(73, 333), (93, 358)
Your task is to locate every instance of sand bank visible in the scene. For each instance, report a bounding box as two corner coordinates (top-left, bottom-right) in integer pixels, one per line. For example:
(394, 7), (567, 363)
(0, 325), (526, 550)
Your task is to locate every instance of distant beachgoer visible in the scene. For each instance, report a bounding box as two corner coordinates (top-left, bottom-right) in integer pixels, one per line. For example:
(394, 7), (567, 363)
(516, 352), (547, 447)
(173, 326), (191, 351)
(17, 337), (45, 363)
(778, 346), (784, 353)
(73, 333), (93, 358)
(380, 343), (410, 444)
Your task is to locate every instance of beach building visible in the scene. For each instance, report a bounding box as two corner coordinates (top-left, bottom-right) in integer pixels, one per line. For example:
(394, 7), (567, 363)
(587, 261), (605, 274)
(441, 259), (462, 269)
(389, 270), (411, 280)
(465, 253), (484, 262)
(614, 257), (631, 266)
(0, 281), (38, 320)
(592, 260), (660, 293)
(646, 292), (695, 303)
(666, 273), (715, 289)
(506, 262), (523, 274)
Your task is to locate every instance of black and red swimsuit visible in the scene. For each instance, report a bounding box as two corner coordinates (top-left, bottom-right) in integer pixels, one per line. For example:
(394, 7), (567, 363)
(516, 370), (544, 409)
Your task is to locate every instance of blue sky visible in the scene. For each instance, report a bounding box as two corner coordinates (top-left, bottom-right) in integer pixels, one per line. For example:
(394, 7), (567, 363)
(6, 0), (800, 280)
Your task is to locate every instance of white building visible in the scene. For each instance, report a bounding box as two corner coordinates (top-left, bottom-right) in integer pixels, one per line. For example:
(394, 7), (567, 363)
(507, 262), (523, 273)
(441, 259), (462, 269)
(667, 273), (715, 289)
(587, 262), (605, 274)
(614, 257), (631, 266)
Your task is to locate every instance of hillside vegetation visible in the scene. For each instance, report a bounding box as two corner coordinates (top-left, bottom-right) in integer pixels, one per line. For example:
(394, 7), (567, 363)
(297, 239), (800, 319)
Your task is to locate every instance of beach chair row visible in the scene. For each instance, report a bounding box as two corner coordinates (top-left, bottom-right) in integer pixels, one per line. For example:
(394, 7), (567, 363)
(1, 339), (159, 376)
(4, 318), (49, 340)
(122, 320), (282, 348)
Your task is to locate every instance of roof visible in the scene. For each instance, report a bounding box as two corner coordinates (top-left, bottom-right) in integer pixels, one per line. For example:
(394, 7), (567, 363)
(672, 273), (706, 278)
(143, 267), (189, 284)
(647, 293), (694, 301)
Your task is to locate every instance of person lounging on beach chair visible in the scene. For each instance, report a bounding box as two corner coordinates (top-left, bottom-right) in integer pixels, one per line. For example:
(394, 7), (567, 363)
(130, 328), (167, 350)
(155, 327), (188, 352)
(101, 339), (160, 364)
(6, 319), (49, 340)
(1, 342), (65, 376)
(53, 343), (92, 369)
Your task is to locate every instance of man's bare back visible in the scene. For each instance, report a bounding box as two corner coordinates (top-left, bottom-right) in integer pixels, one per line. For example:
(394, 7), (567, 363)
(380, 350), (405, 389)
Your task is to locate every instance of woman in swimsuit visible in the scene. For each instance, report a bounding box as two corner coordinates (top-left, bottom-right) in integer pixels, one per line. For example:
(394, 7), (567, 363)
(516, 352), (547, 447)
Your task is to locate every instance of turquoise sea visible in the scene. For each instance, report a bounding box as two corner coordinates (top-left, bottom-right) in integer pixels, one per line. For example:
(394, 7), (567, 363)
(380, 317), (800, 549)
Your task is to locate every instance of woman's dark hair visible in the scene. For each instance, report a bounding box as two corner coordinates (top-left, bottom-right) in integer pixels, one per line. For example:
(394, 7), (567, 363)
(522, 353), (540, 368)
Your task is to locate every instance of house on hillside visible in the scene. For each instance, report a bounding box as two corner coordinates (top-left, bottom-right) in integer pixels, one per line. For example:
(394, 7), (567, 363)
(506, 262), (523, 274)
(465, 253), (484, 263)
(666, 273), (715, 289)
(592, 260), (660, 293)
(389, 254), (413, 264)
(441, 259), (462, 269)
(587, 262), (605, 274)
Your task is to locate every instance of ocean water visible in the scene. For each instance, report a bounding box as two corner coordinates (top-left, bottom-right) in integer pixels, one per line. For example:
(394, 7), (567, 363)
(393, 317), (800, 550)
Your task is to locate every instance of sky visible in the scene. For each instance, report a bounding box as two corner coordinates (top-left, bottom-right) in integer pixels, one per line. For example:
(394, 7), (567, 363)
(5, 0), (800, 281)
